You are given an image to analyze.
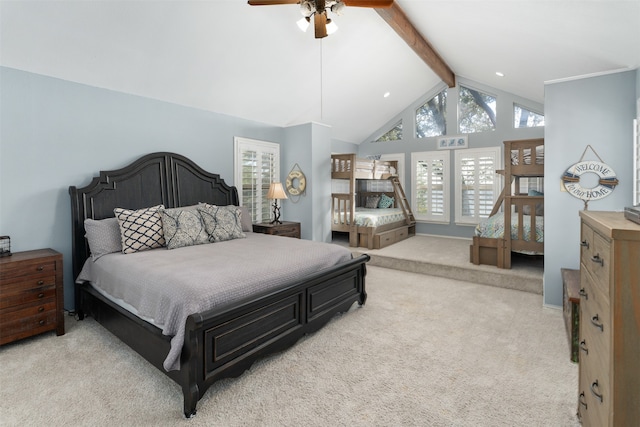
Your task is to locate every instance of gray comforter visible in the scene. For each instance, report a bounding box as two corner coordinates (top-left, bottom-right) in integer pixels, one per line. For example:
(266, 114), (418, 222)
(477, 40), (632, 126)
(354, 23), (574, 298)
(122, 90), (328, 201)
(78, 232), (353, 371)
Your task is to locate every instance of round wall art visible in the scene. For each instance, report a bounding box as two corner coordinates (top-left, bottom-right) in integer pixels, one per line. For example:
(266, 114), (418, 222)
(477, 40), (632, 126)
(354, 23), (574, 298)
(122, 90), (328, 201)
(562, 160), (619, 202)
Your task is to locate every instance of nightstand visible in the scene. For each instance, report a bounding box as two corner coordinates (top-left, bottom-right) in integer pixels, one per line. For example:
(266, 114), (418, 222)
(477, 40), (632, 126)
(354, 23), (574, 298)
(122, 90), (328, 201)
(0, 248), (65, 345)
(252, 221), (301, 239)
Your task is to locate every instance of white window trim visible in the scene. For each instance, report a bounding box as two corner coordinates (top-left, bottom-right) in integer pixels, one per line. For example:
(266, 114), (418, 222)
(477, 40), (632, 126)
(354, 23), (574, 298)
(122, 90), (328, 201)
(233, 136), (280, 223)
(411, 150), (450, 224)
(454, 146), (502, 225)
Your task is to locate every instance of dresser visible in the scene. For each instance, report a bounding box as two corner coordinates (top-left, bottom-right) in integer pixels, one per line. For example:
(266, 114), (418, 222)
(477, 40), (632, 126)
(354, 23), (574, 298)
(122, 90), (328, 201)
(0, 249), (65, 345)
(577, 211), (640, 426)
(252, 221), (301, 238)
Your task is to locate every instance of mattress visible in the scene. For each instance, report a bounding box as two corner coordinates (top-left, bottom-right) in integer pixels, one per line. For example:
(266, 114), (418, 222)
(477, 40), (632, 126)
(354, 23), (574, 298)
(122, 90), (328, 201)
(333, 207), (406, 227)
(474, 212), (544, 254)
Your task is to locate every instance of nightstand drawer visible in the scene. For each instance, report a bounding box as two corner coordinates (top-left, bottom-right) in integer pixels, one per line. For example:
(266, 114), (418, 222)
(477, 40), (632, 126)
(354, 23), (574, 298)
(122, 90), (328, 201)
(0, 283), (57, 309)
(0, 259), (57, 281)
(0, 310), (58, 345)
(253, 222), (301, 239)
(0, 298), (57, 324)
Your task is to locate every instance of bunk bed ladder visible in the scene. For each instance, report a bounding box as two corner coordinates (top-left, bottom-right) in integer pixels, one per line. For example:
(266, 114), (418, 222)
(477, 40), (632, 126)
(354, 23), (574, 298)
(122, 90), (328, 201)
(389, 176), (416, 229)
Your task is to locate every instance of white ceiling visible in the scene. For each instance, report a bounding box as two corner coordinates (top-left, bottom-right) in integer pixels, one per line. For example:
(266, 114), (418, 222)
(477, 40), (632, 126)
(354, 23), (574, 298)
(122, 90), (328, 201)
(1, 0), (639, 143)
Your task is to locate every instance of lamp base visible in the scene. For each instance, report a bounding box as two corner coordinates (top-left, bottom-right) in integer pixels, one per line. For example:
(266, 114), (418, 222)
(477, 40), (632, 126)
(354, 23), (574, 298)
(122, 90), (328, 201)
(270, 201), (282, 224)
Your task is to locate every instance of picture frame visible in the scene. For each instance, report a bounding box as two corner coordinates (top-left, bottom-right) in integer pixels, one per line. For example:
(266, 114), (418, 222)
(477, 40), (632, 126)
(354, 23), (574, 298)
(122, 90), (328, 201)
(437, 135), (468, 150)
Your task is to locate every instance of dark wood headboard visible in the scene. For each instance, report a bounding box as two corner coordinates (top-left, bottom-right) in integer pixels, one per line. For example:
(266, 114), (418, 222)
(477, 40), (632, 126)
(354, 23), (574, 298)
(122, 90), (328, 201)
(69, 152), (239, 280)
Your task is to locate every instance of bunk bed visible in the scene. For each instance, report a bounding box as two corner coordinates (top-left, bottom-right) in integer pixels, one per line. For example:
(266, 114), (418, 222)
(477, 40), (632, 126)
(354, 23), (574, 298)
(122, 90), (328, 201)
(331, 154), (415, 249)
(469, 138), (544, 269)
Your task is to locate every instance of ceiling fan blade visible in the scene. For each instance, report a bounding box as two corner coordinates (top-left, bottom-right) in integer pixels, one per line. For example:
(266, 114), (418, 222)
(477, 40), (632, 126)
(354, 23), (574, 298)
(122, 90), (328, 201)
(314, 13), (328, 38)
(247, 0), (300, 5)
(342, 0), (393, 7)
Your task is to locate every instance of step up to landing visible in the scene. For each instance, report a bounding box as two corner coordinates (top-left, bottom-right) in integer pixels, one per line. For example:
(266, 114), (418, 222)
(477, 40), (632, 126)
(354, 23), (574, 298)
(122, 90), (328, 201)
(347, 235), (543, 295)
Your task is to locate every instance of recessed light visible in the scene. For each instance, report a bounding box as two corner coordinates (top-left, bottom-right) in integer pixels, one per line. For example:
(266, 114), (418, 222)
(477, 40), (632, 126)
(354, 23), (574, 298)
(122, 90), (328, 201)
(383, 92), (391, 98)
(495, 72), (505, 77)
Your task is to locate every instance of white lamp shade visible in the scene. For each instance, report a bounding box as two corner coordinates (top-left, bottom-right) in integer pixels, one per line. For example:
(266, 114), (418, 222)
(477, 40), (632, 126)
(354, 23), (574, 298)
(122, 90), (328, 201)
(267, 182), (288, 199)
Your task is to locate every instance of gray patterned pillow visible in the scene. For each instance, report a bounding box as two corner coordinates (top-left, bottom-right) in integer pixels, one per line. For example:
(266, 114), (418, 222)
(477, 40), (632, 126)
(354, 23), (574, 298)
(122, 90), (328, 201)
(84, 217), (122, 261)
(365, 196), (381, 209)
(160, 206), (209, 250)
(198, 204), (246, 242)
(114, 205), (166, 254)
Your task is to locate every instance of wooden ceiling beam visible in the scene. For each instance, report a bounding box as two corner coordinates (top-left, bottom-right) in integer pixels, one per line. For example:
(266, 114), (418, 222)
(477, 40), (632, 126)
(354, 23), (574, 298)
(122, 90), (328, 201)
(376, 2), (455, 88)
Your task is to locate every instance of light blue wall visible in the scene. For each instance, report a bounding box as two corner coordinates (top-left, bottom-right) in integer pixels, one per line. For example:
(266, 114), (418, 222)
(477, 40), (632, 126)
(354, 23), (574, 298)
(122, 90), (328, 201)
(355, 77), (544, 238)
(544, 69), (637, 307)
(0, 67), (285, 309)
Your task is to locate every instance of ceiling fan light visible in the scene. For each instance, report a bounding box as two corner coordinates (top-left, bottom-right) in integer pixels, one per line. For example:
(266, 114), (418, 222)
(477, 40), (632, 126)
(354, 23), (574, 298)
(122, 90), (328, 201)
(326, 19), (338, 35)
(331, 1), (345, 15)
(299, 1), (314, 17)
(297, 17), (311, 32)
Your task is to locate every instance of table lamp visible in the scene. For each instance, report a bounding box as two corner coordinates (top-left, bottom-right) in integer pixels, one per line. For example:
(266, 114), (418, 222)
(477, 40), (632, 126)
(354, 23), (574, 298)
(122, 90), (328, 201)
(267, 182), (288, 224)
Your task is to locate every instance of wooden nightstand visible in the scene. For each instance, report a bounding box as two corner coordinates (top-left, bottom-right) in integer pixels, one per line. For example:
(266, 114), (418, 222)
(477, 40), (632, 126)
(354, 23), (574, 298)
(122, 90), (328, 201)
(0, 249), (65, 345)
(252, 221), (301, 239)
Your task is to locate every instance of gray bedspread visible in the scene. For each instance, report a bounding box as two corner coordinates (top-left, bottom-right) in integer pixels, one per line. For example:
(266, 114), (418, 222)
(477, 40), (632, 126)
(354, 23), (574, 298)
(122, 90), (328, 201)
(78, 232), (353, 371)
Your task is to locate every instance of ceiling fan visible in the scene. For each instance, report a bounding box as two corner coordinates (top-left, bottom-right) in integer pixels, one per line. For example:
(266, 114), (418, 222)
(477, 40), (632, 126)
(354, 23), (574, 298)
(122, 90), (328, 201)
(248, 0), (394, 39)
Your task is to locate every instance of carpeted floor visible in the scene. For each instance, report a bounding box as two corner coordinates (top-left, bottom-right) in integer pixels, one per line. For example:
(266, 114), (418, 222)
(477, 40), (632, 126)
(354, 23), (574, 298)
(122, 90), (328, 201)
(0, 266), (578, 427)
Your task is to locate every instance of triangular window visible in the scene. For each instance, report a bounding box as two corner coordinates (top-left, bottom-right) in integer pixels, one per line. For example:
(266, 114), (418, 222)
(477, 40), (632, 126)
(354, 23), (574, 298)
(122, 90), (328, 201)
(458, 86), (496, 133)
(374, 120), (403, 142)
(514, 104), (544, 128)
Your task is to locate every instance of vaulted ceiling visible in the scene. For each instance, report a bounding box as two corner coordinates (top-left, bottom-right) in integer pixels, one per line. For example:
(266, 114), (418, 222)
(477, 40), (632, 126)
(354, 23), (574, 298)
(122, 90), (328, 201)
(1, 1), (639, 143)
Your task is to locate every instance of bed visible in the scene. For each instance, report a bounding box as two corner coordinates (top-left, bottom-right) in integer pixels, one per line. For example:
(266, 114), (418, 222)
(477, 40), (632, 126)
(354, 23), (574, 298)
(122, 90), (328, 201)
(470, 139), (544, 268)
(331, 153), (415, 249)
(69, 152), (369, 417)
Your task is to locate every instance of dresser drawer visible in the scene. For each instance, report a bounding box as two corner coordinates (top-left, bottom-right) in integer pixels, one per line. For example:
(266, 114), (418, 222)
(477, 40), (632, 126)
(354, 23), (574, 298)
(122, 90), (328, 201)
(0, 283), (56, 310)
(0, 310), (58, 345)
(0, 298), (56, 323)
(580, 223), (594, 267)
(0, 259), (57, 281)
(587, 232), (610, 292)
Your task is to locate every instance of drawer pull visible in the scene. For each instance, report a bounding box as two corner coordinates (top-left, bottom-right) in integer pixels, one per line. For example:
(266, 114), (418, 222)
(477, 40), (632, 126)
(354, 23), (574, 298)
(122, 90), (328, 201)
(578, 392), (588, 410)
(579, 288), (588, 300)
(37, 266), (44, 271)
(38, 306), (45, 312)
(579, 340), (588, 355)
(38, 293), (45, 299)
(38, 320), (45, 326)
(580, 240), (589, 249)
(590, 254), (604, 266)
(591, 314), (604, 331)
(37, 280), (44, 285)
(590, 381), (603, 403)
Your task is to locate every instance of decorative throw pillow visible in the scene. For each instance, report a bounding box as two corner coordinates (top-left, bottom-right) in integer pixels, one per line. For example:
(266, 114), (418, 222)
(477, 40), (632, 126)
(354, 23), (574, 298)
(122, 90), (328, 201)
(84, 217), (122, 261)
(378, 194), (395, 209)
(197, 204), (246, 242)
(365, 196), (381, 209)
(114, 205), (166, 254)
(236, 206), (252, 232)
(159, 206), (209, 250)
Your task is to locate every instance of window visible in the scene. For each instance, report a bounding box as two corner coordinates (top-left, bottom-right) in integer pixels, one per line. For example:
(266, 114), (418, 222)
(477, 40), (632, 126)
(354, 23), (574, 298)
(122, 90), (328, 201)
(411, 151), (450, 222)
(458, 86), (496, 134)
(514, 104), (544, 128)
(234, 137), (280, 223)
(416, 89), (447, 138)
(374, 120), (403, 142)
(454, 147), (501, 224)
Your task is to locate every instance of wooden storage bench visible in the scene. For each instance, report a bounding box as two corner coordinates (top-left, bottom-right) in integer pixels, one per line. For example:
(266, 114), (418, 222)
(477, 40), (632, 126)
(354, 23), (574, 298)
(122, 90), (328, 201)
(561, 268), (580, 363)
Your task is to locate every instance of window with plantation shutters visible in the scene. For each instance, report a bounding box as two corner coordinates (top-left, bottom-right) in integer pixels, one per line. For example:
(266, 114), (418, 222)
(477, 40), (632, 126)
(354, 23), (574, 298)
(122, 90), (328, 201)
(411, 151), (450, 223)
(454, 147), (501, 225)
(234, 137), (280, 223)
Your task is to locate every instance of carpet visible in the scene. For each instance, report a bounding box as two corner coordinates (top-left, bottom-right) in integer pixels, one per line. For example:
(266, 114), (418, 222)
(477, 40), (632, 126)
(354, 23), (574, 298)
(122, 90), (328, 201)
(0, 266), (577, 426)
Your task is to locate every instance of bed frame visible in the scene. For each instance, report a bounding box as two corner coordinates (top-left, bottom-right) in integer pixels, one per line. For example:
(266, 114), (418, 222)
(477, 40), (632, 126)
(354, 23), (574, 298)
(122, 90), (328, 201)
(331, 153), (415, 249)
(469, 139), (544, 268)
(69, 152), (369, 417)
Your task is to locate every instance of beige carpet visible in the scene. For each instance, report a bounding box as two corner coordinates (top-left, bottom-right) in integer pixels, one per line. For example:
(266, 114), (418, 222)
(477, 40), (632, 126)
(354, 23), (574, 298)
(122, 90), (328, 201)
(0, 266), (577, 427)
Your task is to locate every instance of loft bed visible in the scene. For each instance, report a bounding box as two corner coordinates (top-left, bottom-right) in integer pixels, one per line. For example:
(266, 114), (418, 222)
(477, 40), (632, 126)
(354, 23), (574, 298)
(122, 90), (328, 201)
(69, 152), (369, 417)
(331, 153), (415, 249)
(469, 139), (544, 269)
